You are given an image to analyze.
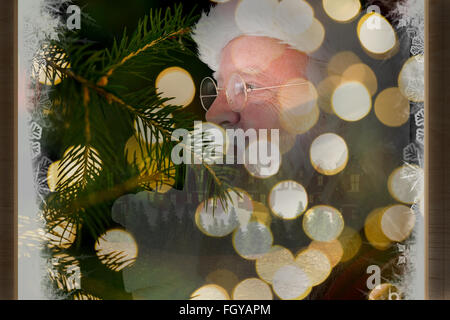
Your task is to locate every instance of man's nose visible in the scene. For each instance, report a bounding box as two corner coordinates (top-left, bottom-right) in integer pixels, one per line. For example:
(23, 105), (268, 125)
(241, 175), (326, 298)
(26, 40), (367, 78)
(205, 95), (241, 127)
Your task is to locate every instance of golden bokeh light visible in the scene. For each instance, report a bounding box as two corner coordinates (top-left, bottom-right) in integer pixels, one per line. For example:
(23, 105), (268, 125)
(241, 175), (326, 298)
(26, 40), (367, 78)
(250, 201), (272, 226)
(374, 87), (410, 127)
(134, 107), (173, 145)
(308, 240), (344, 267)
(46, 219), (77, 249)
(272, 264), (312, 300)
(244, 138), (281, 179)
(327, 51), (361, 76)
(303, 205), (345, 242)
(155, 66), (195, 108)
(357, 12), (397, 55)
(268, 180), (308, 220)
(194, 121), (228, 163)
(338, 226), (362, 262)
(47, 146), (102, 192)
(342, 63), (378, 96)
(291, 18), (325, 54)
(364, 207), (392, 251)
(332, 81), (372, 121)
(398, 55), (425, 102)
(278, 79), (319, 134)
(295, 248), (332, 286)
(95, 229), (138, 272)
(190, 284), (230, 300)
(317, 75), (342, 114)
(232, 278), (273, 300)
(31, 45), (70, 86)
(368, 283), (401, 300)
(206, 269), (239, 295)
(255, 245), (295, 284)
(381, 204), (415, 242)
(388, 165), (423, 204)
(310, 133), (349, 176)
(322, 0), (361, 23)
(232, 221), (273, 260)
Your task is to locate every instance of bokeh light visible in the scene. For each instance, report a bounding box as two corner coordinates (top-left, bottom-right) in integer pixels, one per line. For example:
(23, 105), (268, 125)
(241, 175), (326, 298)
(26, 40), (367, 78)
(317, 75), (342, 114)
(232, 278), (273, 300)
(250, 201), (272, 226)
(357, 12), (397, 55)
(381, 204), (415, 242)
(295, 248), (332, 286)
(46, 219), (77, 249)
(206, 269), (239, 295)
(308, 240), (343, 267)
(155, 66), (195, 108)
(327, 51), (361, 76)
(338, 226), (362, 262)
(375, 87), (410, 127)
(291, 18), (325, 54)
(322, 0), (361, 23)
(332, 81), (372, 121)
(272, 264), (311, 300)
(255, 245), (295, 283)
(398, 55), (425, 102)
(368, 283), (401, 300)
(244, 138), (281, 179)
(364, 207), (392, 250)
(31, 45), (70, 86)
(310, 133), (348, 176)
(268, 180), (308, 220)
(388, 165), (423, 204)
(303, 205), (344, 242)
(95, 229), (138, 272)
(232, 221), (273, 260)
(342, 63), (378, 96)
(190, 284), (230, 300)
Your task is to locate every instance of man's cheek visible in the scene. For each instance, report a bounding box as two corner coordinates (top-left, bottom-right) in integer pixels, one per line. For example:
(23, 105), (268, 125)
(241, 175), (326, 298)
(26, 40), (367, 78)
(241, 103), (282, 131)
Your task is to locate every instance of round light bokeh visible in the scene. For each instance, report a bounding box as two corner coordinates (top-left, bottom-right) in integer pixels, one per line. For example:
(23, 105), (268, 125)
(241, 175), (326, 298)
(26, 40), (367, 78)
(317, 75), (342, 114)
(274, 0), (314, 36)
(357, 12), (397, 55)
(342, 63), (378, 96)
(232, 221), (273, 260)
(194, 121), (228, 164)
(322, 0), (361, 23)
(206, 269), (239, 295)
(291, 18), (325, 54)
(95, 229), (138, 271)
(244, 138), (281, 179)
(310, 133), (349, 176)
(155, 66), (195, 108)
(303, 205), (345, 242)
(338, 227), (362, 262)
(232, 278), (273, 300)
(272, 264), (311, 300)
(328, 51), (361, 76)
(250, 201), (272, 227)
(368, 283), (401, 300)
(134, 107), (173, 145)
(332, 81), (372, 121)
(268, 180), (308, 220)
(388, 165), (423, 204)
(255, 245), (295, 284)
(381, 204), (416, 242)
(295, 248), (332, 286)
(375, 87), (410, 127)
(308, 240), (343, 267)
(364, 207), (392, 251)
(190, 284), (230, 300)
(195, 189), (253, 237)
(398, 55), (424, 102)
(31, 46), (70, 86)
(46, 219), (77, 249)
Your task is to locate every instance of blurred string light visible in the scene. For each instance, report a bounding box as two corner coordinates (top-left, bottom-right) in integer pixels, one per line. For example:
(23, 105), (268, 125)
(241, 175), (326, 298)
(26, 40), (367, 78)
(368, 283), (401, 300)
(380, 205), (416, 242)
(250, 201), (272, 226)
(375, 87), (410, 127)
(398, 55), (425, 102)
(322, 0), (361, 23)
(341, 63), (378, 96)
(155, 66), (195, 108)
(357, 12), (397, 57)
(232, 221), (273, 260)
(303, 205), (345, 242)
(338, 226), (362, 262)
(47, 145), (103, 192)
(278, 79), (319, 135)
(195, 189), (253, 237)
(364, 207), (393, 250)
(31, 45), (70, 86)
(272, 264), (312, 300)
(332, 81), (372, 121)
(255, 245), (295, 284)
(46, 218), (77, 249)
(295, 248), (332, 286)
(268, 180), (308, 220)
(94, 229), (138, 272)
(310, 133), (348, 176)
(206, 269), (239, 294)
(190, 284), (230, 300)
(134, 107), (174, 145)
(328, 51), (361, 76)
(291, 18), (325, 54)
(388, 165), (424, 204)
(308, 240), (343, 267)
(232, 278), (273, 300)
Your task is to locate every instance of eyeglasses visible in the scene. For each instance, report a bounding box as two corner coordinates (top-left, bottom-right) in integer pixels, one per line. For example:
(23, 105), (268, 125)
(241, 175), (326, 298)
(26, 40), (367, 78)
(200, 73), (308, 112)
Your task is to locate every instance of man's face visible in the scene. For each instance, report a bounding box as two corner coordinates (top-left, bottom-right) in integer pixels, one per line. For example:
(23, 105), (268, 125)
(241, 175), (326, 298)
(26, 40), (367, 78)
(205, 35), (309, 132)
